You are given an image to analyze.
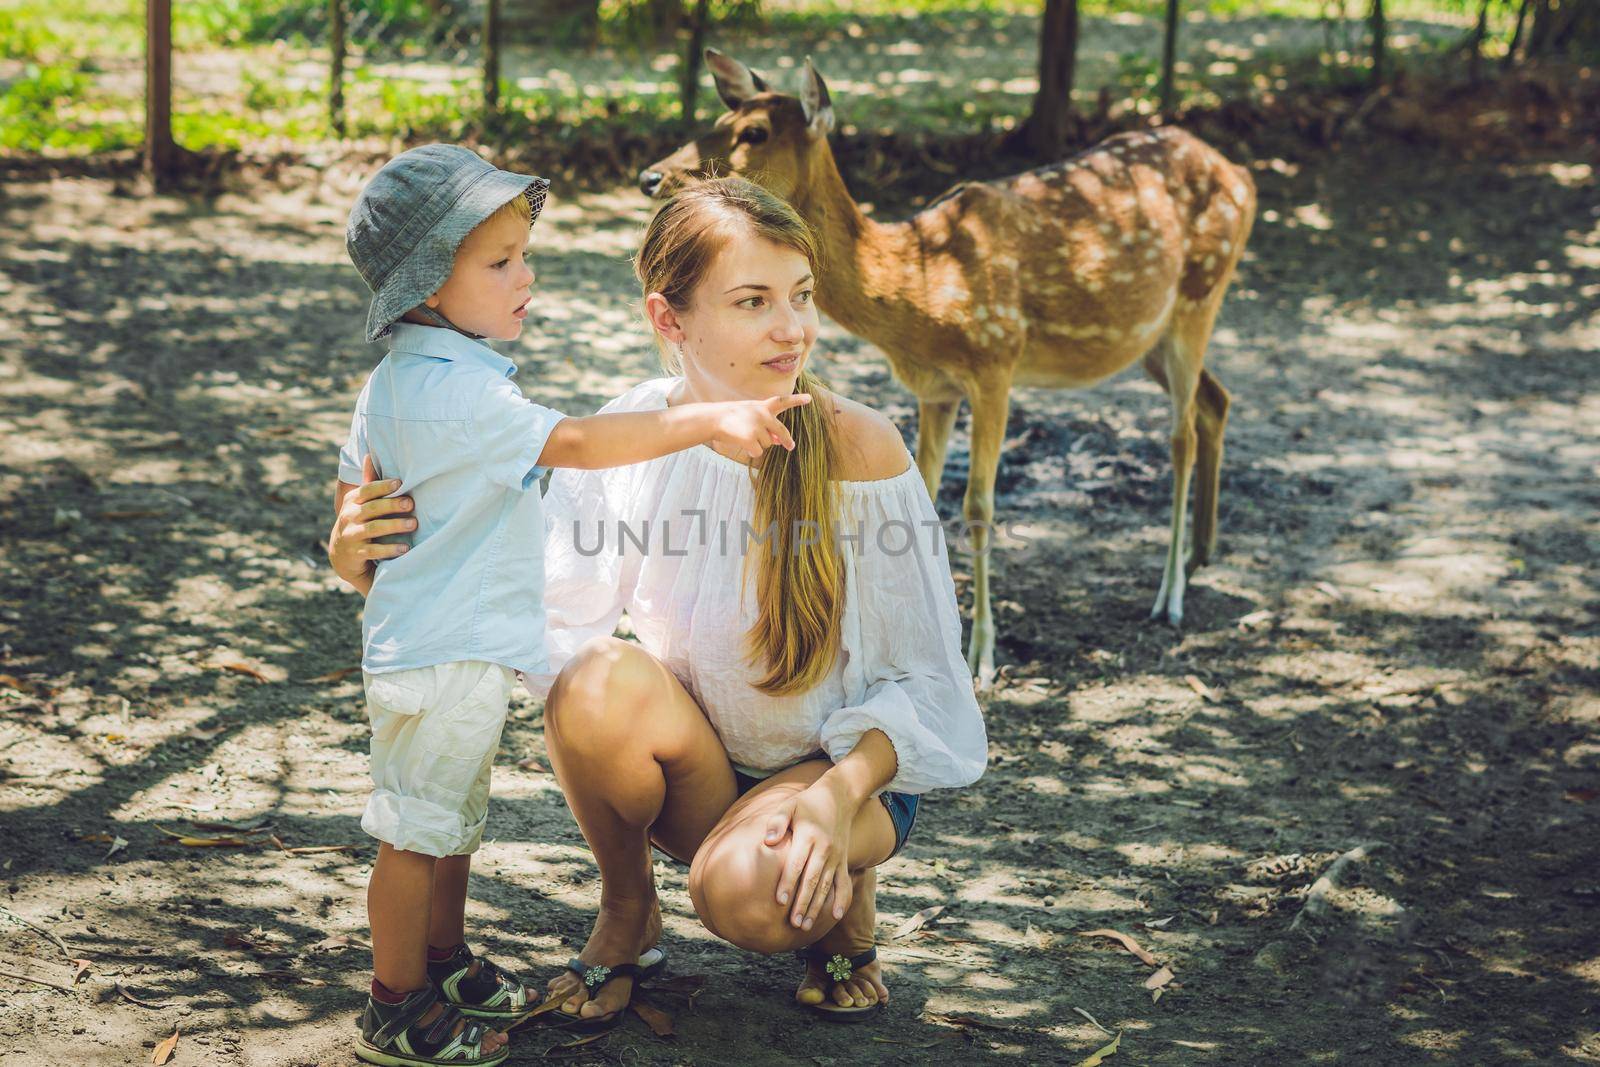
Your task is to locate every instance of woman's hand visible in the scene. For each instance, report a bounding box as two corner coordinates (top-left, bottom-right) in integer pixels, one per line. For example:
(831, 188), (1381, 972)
(764, 777), (857, 930)
(329, 455), (415, 591)
(709, 393), (812, 461)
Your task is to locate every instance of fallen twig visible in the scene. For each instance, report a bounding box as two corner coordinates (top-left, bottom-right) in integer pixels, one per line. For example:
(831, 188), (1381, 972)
(0, 967), (78, 993)
(0, 906), (73, 958)
(115, 981), (169, 1008)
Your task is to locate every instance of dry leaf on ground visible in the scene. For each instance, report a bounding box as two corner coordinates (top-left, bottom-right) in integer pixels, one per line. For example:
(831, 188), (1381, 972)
(213, 662), (270, 683)
(151, 1027), (179, 1065)
(1079, 929), (1159, 967)
(631, 1002), (675, 1037)
(891, 904), (946, 940)
(1144, 966), (1175, 990)
(154, 826), (254, 847)
(115, 982), (167, 1008)
(1076, 1030), (1122, 1066)
(305, 667), (361, 683)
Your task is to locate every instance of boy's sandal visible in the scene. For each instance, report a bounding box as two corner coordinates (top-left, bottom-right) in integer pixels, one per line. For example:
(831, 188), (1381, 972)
(794, 946), (886, 1024)
(536, 947), (668, 1033)
(356, 984), (508, 1067)
(426, 944), (537, 1022)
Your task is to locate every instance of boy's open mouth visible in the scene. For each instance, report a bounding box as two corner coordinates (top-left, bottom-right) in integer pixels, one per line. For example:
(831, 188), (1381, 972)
(513, 297), (530, 319)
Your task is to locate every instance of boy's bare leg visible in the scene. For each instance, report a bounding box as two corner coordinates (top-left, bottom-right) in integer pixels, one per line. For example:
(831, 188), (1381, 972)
(428, 854), (472, 950)
(369, 843), (507, 1053)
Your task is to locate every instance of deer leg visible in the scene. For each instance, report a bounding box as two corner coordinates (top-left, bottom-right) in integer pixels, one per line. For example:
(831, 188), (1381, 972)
(1188, 367), (1230, 575)
(1145, 334), (1199, 627)
(962, 376), (1011, 687)
(915, 395), (962, 502)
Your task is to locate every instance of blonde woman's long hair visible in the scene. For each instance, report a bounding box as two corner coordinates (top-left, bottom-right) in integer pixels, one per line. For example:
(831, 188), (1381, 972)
(634, 177), (842, 698)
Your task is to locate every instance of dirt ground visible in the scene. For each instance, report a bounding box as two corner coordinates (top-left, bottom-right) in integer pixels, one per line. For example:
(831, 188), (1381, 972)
(0, 129), (1597, 1066)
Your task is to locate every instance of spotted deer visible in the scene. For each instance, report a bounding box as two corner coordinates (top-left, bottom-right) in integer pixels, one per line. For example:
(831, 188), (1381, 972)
(640, 50), (1256, 686)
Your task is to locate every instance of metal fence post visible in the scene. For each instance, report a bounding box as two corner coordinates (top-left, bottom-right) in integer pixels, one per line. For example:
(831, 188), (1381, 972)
(484, 0), (501, 113)
(329, 0), (346, 136)
(1160, 0), (1181, 115)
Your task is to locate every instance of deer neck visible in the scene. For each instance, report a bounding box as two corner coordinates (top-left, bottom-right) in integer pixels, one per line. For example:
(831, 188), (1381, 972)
(788, 139), (915, 343)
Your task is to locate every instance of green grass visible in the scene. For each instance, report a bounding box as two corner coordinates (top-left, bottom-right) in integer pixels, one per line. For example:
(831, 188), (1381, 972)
(0, 0), (1499, 157)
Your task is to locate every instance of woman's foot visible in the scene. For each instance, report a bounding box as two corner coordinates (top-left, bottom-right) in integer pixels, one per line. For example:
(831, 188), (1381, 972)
(796, 870), (888, 1012)
(544, 894), (663, 1022)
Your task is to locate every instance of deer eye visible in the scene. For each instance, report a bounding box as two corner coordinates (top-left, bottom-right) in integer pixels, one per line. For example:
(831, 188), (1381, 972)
(736, 126), (769, 146)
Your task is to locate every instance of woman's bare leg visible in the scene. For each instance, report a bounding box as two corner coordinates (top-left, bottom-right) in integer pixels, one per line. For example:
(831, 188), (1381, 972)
(687, 760), (898, 1006)
(542, 637), (739, 1021)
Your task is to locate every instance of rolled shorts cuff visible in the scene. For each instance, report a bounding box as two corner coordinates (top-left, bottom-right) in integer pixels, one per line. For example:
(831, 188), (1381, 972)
(362, 787), (489, 857)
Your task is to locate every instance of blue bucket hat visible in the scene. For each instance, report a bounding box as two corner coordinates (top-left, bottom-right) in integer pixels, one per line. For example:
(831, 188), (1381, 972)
(347, 144), (550, 342)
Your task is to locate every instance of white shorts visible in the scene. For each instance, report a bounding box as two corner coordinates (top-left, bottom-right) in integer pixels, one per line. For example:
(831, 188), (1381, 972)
(361, 660), (517, 858)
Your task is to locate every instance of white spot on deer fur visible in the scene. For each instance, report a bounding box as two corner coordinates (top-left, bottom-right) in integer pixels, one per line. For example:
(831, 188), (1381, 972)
(1220, 202), (1239, 225)
(1203, 255), (1217, 271)
(936, 284), (965, 304)
(1144, 246), (1160, 261)
(1221, 240), (1232, 255)
(974, 305), (990, 322)
(1111, 270), (1135, 284)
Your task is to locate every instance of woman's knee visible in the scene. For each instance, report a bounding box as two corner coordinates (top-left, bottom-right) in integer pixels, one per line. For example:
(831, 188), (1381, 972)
(688, 824), (817, 955)
(545, 637), (665, 743)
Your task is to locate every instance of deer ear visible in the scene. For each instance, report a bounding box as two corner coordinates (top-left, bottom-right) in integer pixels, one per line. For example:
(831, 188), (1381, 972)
(800, 57), (835, 138)
(706, 48), (770, 110)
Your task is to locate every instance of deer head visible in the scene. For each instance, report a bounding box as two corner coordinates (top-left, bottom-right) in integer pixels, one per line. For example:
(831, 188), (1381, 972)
(639, 49), (836, 204)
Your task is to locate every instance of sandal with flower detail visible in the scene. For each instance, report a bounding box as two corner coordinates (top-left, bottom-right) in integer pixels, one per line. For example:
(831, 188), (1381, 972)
(538, 948), (667, 1032)
(794, 946), (886, 1023)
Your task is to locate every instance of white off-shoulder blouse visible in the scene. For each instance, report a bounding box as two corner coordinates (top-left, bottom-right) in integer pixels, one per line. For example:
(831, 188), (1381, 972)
(525, 378), (987, 795)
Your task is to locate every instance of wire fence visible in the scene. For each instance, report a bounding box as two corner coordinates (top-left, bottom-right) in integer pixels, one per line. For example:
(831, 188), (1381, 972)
(6, 0), (1587, 174)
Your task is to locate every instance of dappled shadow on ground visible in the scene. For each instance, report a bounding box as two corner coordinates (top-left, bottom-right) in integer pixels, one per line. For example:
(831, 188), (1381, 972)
(0, 139), (1596, 1064)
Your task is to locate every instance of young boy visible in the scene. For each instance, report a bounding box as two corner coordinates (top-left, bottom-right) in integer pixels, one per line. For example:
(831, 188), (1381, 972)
(336, 144), (808, 1066)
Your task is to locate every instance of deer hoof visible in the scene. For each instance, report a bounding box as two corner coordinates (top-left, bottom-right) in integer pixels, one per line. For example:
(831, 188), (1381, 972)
(966, 632), (995, 689)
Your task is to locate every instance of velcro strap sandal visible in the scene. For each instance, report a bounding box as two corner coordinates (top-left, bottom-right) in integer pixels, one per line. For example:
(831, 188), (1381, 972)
(426, 944), (536, 1023)
(356, 983), (508, 1066)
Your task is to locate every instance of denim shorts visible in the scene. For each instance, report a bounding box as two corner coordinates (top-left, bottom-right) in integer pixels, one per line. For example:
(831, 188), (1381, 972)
(733, 769), (919, 860)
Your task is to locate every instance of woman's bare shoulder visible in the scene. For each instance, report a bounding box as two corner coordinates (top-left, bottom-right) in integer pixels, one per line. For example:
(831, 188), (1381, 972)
(823, 391), (912, 482)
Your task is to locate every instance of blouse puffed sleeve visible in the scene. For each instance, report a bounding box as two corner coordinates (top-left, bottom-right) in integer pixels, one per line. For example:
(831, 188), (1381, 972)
(818, 468), (988, 794)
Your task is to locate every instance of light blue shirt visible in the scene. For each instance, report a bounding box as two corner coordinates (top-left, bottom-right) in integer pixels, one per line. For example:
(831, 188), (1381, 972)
(338, 323), (566, 675)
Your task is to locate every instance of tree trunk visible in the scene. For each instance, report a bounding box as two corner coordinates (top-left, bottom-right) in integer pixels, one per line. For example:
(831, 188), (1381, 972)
(1369, 0), (1386, 86)
(679, 0), (711, 128)
(329, 0), (346, 134)
(484, 0), (501, 112)
(1467, 0), (1488, 81)
(1024, 0), (1079, 159)
(145, 0), (174, 184)
(1528, 0), (1600, 56)
(1504, 0), (1533, 66)
(1160, 0), (1181, 115)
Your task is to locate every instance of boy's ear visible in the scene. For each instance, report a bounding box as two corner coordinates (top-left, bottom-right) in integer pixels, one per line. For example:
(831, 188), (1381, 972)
(425, 292), (441, 309)
(643, 292), (686, 343)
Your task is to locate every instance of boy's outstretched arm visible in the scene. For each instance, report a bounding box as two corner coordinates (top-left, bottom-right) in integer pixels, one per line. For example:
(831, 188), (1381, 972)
(536, 393), (812, 470)
(329, 455), (413, 596)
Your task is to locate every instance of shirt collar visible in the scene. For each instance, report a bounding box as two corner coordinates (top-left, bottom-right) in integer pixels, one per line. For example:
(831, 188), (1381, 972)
(387, 322), (517, 378)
